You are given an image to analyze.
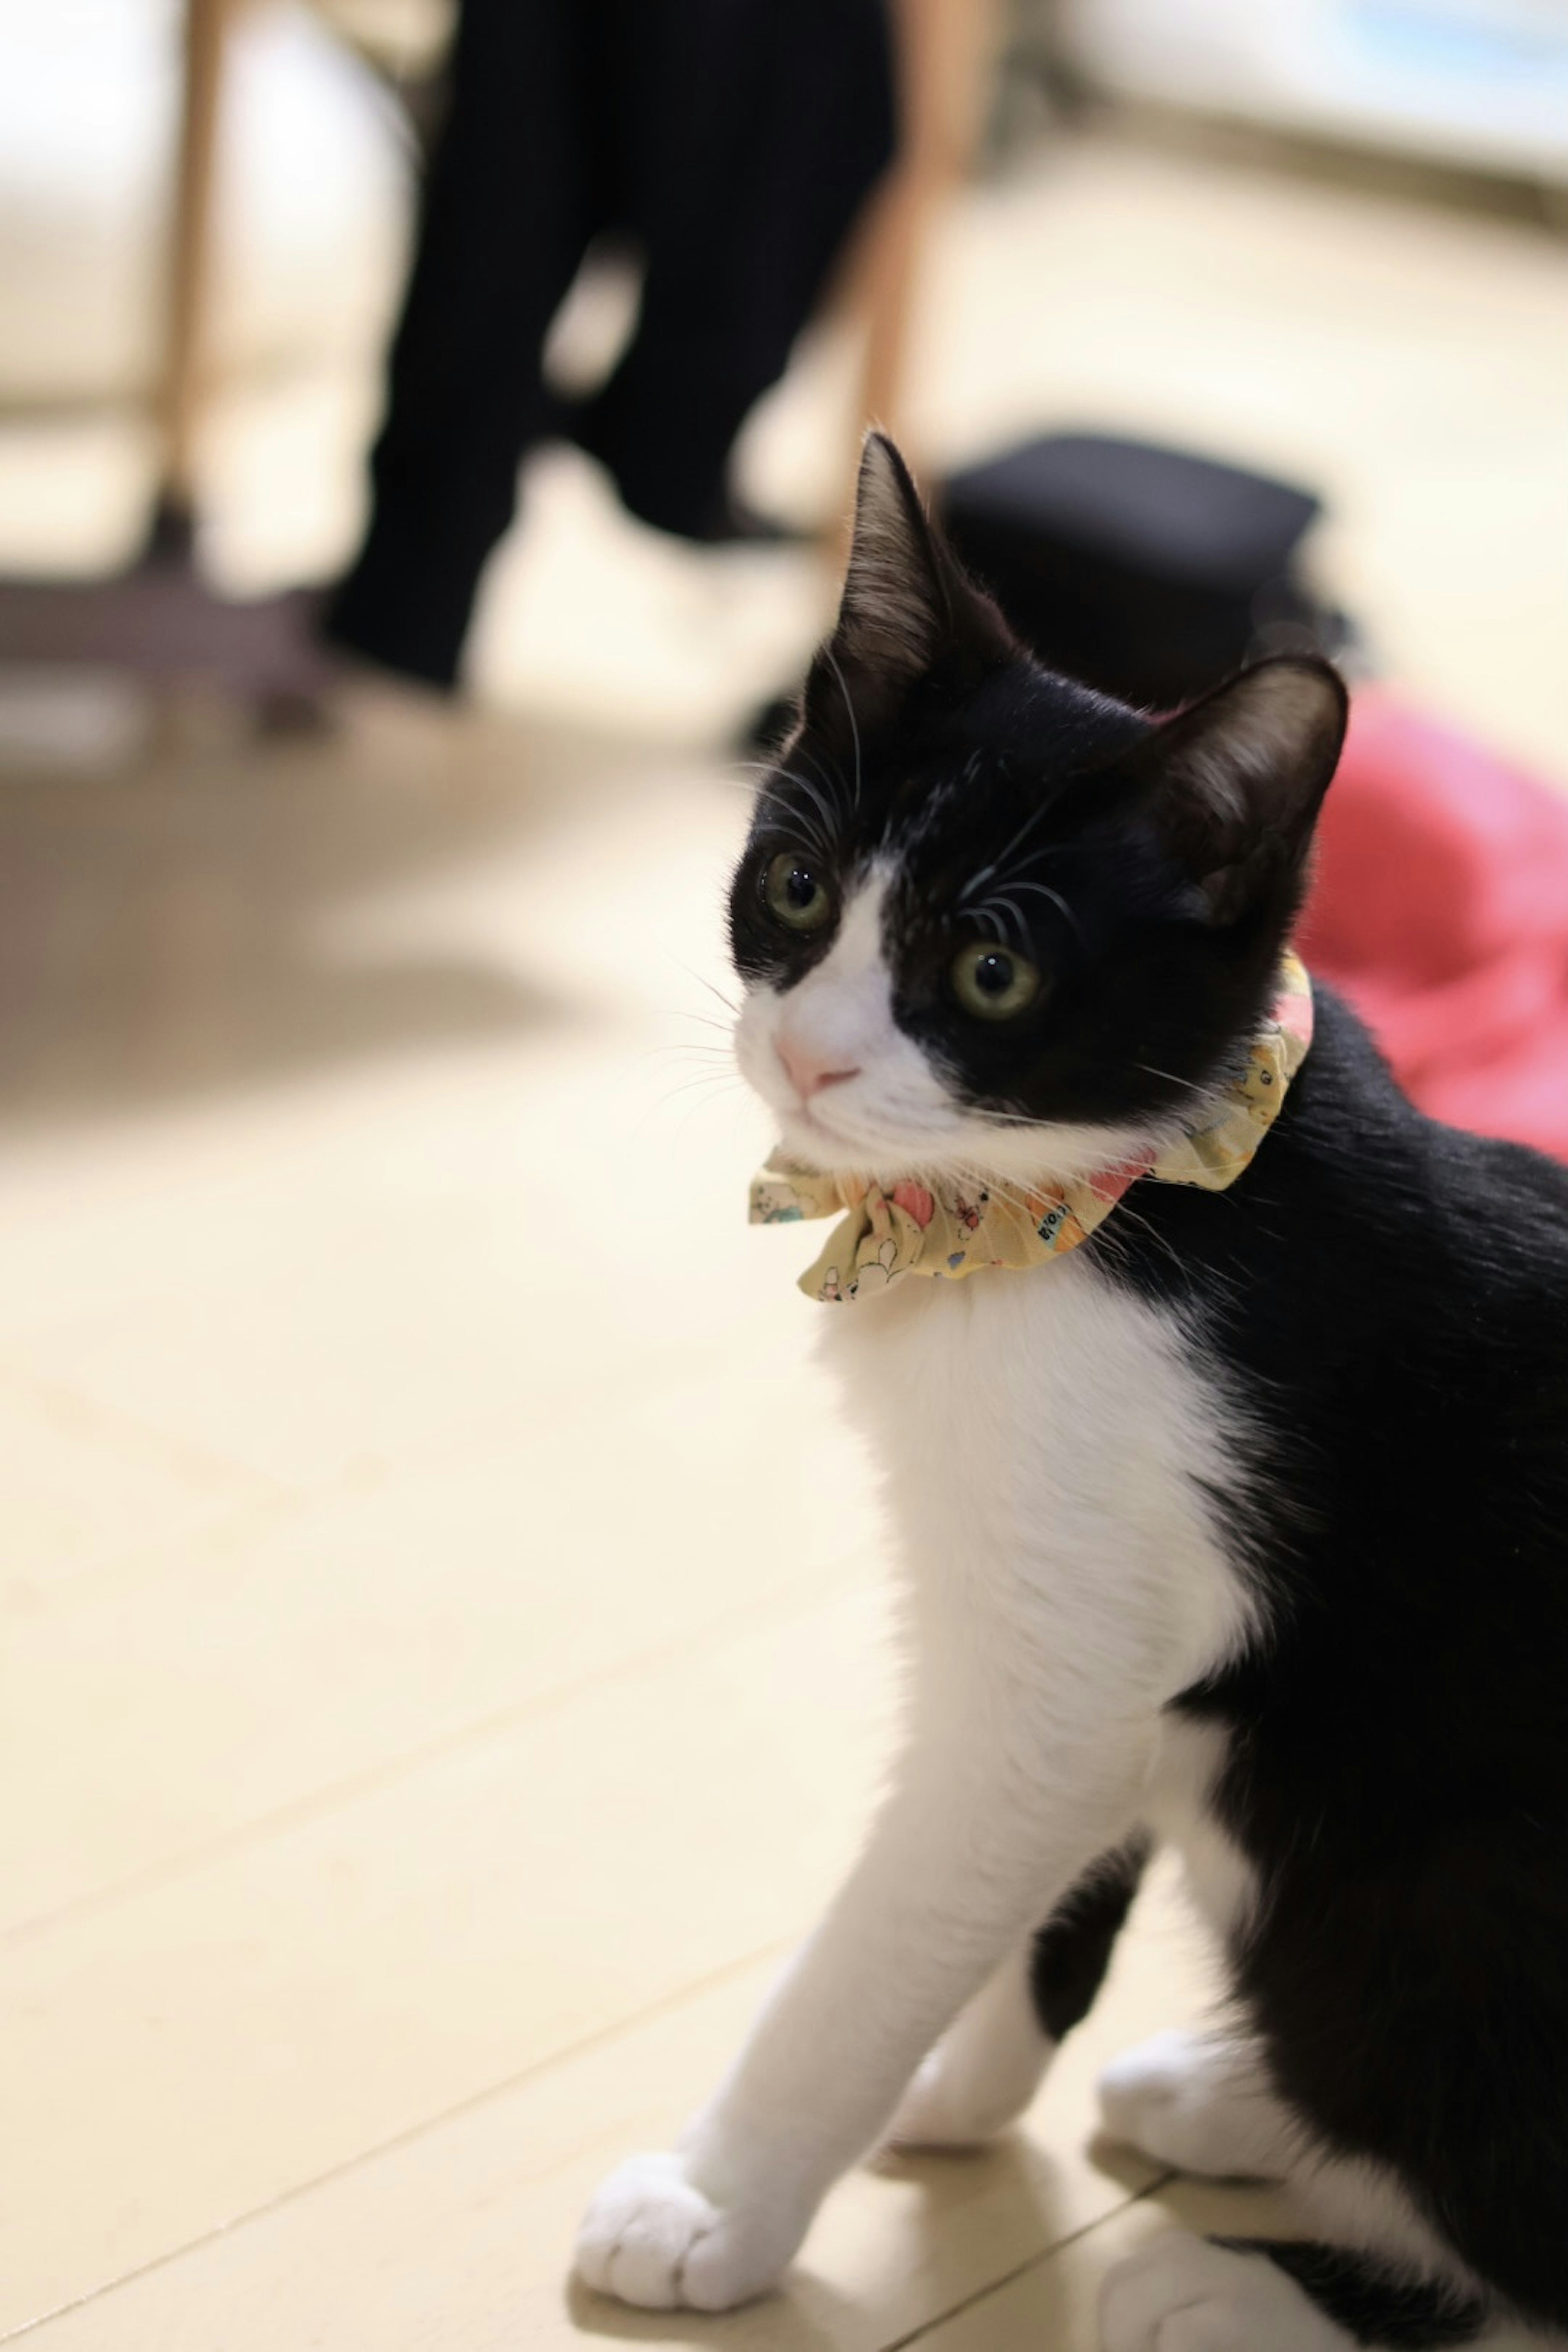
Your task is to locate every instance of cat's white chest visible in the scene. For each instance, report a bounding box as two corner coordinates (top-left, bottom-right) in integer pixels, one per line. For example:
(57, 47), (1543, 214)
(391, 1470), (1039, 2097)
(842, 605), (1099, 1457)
(821, 1253), (1258, 1766)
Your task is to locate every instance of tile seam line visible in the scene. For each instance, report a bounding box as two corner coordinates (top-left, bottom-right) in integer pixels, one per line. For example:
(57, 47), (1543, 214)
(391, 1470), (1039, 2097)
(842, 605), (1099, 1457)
(0, 1314), (796, 1506)
(0, 1936), (797, 2344)
(0, 1356), (289, 1503)
(0, 1549), (882, 1951)
(6, 1328), (749, 1622)
(879, 2169), (1179, 2352)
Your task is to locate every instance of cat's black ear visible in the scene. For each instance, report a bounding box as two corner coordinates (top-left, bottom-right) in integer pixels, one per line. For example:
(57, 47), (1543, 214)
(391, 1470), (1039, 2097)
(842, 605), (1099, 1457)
(810, 433), (1015, 726)
(833, 433), (948, 684)
(1133, 657), (1349, 926)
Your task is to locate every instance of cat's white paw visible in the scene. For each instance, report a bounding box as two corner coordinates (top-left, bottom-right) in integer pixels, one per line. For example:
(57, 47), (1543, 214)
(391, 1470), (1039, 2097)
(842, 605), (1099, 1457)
(573, 2151), (801, 2311)
(885, 1943), (1053, 2151)
(1100, 2232), (1345, 2352)
(885, 2034), (1047, 2151)
(887, 2049), (1008, 2150)
(1097, 2029), (1288, 2179)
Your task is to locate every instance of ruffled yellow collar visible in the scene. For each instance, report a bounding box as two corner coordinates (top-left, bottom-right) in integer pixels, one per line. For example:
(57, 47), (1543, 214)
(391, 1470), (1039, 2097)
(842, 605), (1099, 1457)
(750, 953), (1312, 1305)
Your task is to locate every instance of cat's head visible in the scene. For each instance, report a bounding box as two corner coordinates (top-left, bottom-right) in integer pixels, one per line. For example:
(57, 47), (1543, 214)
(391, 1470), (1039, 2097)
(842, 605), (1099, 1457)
(730, 434), (1347, 1189)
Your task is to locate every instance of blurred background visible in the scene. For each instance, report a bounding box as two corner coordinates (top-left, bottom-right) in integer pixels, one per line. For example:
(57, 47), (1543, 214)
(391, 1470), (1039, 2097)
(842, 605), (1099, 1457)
(0, 5), (1565, 2347)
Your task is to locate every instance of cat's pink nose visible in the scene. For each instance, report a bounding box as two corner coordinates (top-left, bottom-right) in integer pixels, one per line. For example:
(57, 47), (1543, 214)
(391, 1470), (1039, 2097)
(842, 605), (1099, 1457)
(776, 1038), (861, 1101)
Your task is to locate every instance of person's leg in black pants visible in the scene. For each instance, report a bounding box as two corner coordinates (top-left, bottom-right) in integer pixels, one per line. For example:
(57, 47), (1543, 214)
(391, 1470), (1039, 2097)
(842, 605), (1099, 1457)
(327, 0), (604, 688)
(328, 0), (895, 684)
(578, 0), (895, 542)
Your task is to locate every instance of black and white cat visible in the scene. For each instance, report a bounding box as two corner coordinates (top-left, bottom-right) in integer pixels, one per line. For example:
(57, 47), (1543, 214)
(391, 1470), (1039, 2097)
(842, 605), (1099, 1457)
(574, 435), (1568, 2351)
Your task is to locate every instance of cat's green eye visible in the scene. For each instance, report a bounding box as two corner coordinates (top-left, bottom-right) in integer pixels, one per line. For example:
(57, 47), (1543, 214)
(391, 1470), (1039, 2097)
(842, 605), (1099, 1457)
(764, 851), (833, 933)
(951, 942), (1041, 1021)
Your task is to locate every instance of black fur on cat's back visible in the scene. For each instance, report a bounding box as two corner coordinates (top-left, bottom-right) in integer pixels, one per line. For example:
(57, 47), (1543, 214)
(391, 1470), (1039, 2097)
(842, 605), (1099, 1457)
(1105, 980), (1568, 2330)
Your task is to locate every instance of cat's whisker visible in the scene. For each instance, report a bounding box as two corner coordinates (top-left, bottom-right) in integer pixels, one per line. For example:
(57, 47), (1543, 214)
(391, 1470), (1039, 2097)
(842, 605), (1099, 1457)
(958, 799), (1052, 905)
(637, 1049), (737, 1079)
(1091, 1190), (1187, 1279)
(624, 1062), (746, 1155)
(666, 1077), (751, 1151)
(638, 1039), (733, 1059)
(999, 879), (1085, 946)
(821, 643), (863, 809)
(771, 764), (841, 822)
(653, 1006), (736, 1036)
(1131, 1062), (1219, 1107)
(758, 769), (840, 861)
(651, 1070), (747, 1114)
(1004, 842), (1071, 879)
(665, 956), (742, 1017)
(952, 1164), (1040, 1227)
(969, 894), (1031, 950)
(796, 738), (855, 831)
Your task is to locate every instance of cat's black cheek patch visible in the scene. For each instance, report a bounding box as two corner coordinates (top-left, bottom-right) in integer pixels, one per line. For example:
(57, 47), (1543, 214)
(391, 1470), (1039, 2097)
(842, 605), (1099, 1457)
(891, 1010), (1055, 1122)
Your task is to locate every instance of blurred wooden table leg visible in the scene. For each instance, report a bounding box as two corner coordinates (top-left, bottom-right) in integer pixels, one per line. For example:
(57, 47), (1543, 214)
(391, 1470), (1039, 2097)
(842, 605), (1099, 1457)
(151, 0), (236, 547)
(0, 0), (331, 722)
(836, 0), (999, 529)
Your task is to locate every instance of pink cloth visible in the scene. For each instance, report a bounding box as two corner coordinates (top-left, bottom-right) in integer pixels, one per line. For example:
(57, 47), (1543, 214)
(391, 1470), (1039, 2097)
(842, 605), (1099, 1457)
(1297, 692), (1568, 1160)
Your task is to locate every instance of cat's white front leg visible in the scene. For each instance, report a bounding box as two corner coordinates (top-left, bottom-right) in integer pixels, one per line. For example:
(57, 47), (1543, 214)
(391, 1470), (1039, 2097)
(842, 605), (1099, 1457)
(574, 1697), (1149, 2310)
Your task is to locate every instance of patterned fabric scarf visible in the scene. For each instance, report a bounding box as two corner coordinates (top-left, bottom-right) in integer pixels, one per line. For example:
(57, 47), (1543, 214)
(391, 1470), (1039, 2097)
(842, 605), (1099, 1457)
(750, 953), (1313, 1305)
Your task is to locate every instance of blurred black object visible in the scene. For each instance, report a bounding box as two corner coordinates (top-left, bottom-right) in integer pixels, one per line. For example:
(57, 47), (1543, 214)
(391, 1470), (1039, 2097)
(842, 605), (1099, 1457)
(328, 0), (895, 691)
(940, 434), (1346, 709)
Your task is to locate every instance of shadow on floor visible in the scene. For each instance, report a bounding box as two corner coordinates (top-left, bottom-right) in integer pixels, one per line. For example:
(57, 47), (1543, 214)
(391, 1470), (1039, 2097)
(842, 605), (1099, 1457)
(562, 2136), (1160, 2350)
(0, 696), (592, 1128)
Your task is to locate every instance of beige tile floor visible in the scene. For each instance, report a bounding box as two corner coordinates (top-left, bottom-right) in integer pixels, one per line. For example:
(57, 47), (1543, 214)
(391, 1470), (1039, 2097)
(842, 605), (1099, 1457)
(0, 126), (1564, 2350)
